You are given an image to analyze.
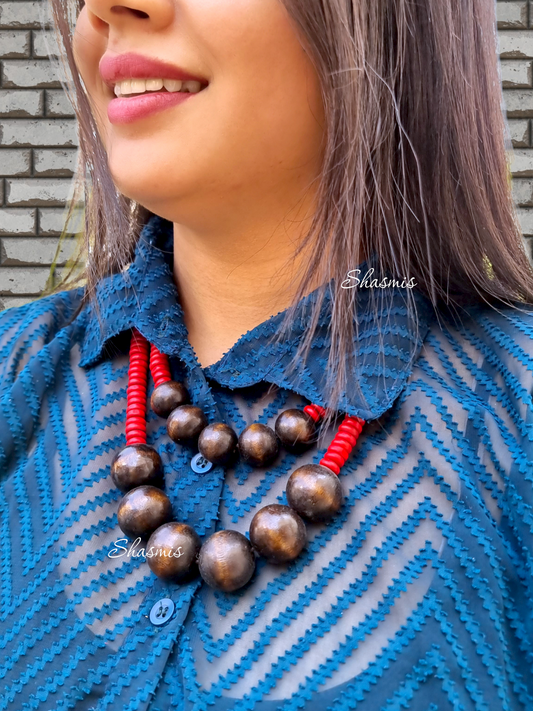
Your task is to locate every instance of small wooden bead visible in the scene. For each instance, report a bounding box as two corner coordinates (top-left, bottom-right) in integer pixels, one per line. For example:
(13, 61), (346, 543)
(286, 464), (343, 522)
(249, 504), (306, 563)
(111, 444), (163, 492)
(146, 522), (201, 582)
(167, 405), (208, 442)
(117, 485), (173, 539)
(198, 423), (238, 465)
(151, 381), (189, 418)
(238, 423), (279, 467)
(275, 409), (317, 452)
(198, 530), (256, 592)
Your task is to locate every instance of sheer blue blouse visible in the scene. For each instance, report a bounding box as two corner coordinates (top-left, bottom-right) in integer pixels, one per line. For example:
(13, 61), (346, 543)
(0, 214), (532, 711)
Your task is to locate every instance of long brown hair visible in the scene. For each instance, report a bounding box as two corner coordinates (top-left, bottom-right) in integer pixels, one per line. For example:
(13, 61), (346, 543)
(46, 0), (533, 429)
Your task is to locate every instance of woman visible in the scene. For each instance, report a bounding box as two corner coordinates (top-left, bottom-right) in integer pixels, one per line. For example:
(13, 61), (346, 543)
(0, 0), (532, 708)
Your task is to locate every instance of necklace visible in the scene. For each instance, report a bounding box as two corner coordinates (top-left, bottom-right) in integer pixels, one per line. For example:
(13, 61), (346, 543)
(110, 328), (365, 592)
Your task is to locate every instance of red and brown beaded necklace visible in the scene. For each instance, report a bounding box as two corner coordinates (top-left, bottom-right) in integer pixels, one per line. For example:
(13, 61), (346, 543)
(110, 328), (365, 592)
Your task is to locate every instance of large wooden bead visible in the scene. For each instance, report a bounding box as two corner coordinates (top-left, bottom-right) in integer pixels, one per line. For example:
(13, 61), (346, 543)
(167, 405), (208, 442)
(117, 485), (173, 539)
(151, 381), (189, 418)
(249, 504), (306, 563)
(146, 522), (201, 582)
(198, 422), (238, 465)
(238, 423), (279, 467)
(198, 530), (256, 592)
(286, 464), (344, 522)
(111, 444), (163, 492)
(275, 409), (317, 452)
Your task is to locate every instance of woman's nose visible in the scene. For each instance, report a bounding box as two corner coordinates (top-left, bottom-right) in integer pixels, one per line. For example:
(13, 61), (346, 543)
(84, 0), (175, 37)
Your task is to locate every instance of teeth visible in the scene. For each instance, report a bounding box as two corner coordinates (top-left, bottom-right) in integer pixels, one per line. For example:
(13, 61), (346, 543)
(182, 80), (202, 93)
(145, 78), (163, 91)
(118, 79), (131, 96)
(163, 79), (182, 92)
(129, 79), (147, 94)
(113, 77), (204, 97)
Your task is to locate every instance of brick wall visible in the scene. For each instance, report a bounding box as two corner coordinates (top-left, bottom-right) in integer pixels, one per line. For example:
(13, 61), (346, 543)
(0, 0), (532, 310)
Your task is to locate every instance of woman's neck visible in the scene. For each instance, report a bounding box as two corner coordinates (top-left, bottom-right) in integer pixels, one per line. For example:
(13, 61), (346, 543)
(172, 199), (324, 369)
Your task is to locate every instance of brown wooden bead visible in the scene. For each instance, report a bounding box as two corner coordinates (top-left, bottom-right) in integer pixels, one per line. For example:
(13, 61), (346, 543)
(167, 405), (208, 442)
(146, 522), (201, 582)
(117, 485), (173, 540)
(151, 381), (189, 418)
(111, 444), (163, 492)
(238, 423), (279, 467)
(198, 423), (238, 465)
(275, 409), (317, 452)
(249, 504), (306, 563)
(286, 464), (344, 522)
(198, 530), (256, 592)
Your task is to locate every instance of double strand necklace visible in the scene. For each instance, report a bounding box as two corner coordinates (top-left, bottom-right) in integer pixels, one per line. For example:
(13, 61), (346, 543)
(110, 328), (365, 592)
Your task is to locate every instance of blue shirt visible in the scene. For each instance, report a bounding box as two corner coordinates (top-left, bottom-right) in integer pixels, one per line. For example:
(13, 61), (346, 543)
(0, 214), (532, 711)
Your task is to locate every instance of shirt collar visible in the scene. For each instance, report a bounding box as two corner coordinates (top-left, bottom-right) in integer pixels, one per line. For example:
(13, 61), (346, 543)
(79, 214), (436, 421)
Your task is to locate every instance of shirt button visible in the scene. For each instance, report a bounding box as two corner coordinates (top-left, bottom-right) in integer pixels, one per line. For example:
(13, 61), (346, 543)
(149, 598), (175, 626)
(191, 452), (213, 474)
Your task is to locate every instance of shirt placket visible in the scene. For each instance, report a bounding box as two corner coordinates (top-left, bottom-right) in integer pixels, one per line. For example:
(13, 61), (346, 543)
(98, 359), (228, 711)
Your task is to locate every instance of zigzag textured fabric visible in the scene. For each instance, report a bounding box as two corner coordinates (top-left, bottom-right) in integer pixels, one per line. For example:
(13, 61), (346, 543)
(0, 215), (532, 710)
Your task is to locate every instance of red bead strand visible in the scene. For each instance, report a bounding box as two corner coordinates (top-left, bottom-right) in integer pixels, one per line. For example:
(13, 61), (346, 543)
(319, 415), (365, 475)
(150, 343), (172, 387)
(125, 328), (150, 446)
(303, 404), (326, 422)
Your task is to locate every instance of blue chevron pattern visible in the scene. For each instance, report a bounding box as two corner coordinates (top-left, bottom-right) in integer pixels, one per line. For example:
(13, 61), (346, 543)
(0, 215), (532, 710)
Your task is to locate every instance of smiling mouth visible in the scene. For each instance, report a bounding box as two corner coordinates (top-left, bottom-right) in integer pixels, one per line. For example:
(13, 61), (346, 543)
(113, 78), (206, 98)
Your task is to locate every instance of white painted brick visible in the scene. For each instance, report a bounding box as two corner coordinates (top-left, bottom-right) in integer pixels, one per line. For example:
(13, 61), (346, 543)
(0, 295), (36, 310)
(508, 119), (530, 146)
(508, 148), (533, 175)
(1, 236), (75, 265)
(0, 90), (43, 117)
(0, 266), (50, 294)
(0, 179), (3, 205)
(38, 206), (84, 235)
(512, 177), (533, 205)
(0, 2), (52, 29)
(6, 178), (73, 206)
(32, 30), (62, 59)
(0, 30), (30, 57)
(500, 60), (532, 87)
(0, 149), (31, 176)
(525, 237), (533, 262)
(45, 91), (75, 117)
(0, 119), (77, 147)
(502, 89), (533, 116)
(516, 207), (533, 235)
(497, 1), (528, 28)
(0, 207), (36, 234)
(2, 60), (61, 89)
(33, 149), (77, 176)
(498, 30), (533, 58)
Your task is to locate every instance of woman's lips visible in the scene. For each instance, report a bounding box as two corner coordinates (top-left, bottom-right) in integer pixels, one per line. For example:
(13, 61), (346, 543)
(107, 90), (198, 125)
